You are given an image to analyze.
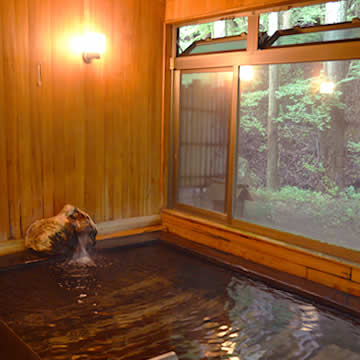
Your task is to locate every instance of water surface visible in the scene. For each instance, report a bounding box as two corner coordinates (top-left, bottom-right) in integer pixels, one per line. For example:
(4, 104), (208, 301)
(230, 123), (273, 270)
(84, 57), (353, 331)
(0, 242), (359, 360)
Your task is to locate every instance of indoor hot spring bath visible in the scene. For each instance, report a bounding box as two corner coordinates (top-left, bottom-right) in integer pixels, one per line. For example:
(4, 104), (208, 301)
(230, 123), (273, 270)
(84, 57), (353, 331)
(0, 241), (360, 360)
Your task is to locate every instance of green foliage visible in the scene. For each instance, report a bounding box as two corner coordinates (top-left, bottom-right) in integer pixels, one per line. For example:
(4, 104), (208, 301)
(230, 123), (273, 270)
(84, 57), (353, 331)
(240, 90), (268, 136)
(275, 77), (345, 130)
(348, 140), (360, 153)
(347, 141), (360, 168)
(181, 1), (360, 245)
(178, 17), (248, 53)
(178, 23), (213, 53)
(289, 4), (325, 26)
(253, 186), (360, 228)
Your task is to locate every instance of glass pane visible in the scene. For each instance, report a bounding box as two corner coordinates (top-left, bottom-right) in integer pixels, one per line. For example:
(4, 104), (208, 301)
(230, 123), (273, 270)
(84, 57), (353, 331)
(260, 0), (360, 40)
(178, 17), (248, 55)
(234, 61), (360, 251)
(177, 71), (232, 213)
(271, 27), (360, 47)
(187, 39), (247, 55)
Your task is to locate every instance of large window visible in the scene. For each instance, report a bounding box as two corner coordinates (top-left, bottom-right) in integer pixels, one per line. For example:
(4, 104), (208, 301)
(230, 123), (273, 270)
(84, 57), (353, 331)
(172, 0), (360, 254)
(234, 61), (360, 250)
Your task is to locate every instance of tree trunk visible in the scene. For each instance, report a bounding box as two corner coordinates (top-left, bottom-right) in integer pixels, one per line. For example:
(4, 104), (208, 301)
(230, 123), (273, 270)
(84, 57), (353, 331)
(266, 12), (280, 190)
(321, 1), (347, 192)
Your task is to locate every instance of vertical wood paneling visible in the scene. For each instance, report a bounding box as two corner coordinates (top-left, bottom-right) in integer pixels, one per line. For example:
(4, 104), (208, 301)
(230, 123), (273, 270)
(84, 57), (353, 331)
(84, 0), (105, 223)
(51, 0), (66, 215)
(165, 0), (313, 23)
(37, 0), (55, 219)
(27, 0), (45, 231)
(111, 0), (124, 221)
(16, 0), (36, 236)
(102, 0), (115, 221)
(1, 1), (22, 239)
(0, 8), (9, 241)
(0, 0), (165, 241)
(61, 0), (86, 214)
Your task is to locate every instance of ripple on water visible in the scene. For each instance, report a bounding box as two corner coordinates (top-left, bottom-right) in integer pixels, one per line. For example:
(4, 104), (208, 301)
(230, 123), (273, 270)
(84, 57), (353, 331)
(0, 243), (359, 360)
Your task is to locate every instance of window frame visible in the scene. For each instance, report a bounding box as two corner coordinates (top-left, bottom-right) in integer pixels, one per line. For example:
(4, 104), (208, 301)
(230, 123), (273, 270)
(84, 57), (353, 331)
(169, 6), (360, 262)
(173, 67), (236, 224)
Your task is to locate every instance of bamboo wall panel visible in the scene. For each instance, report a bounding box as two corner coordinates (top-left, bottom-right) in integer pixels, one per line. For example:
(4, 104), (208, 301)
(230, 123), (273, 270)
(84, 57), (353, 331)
(0, 0), (165, 241)
(165, 0), (325, 23)
(178, 77), (231, 188)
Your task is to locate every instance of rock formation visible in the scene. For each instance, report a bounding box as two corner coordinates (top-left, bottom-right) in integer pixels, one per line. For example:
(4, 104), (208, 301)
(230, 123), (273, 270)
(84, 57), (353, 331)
(25, 205), (97, 259)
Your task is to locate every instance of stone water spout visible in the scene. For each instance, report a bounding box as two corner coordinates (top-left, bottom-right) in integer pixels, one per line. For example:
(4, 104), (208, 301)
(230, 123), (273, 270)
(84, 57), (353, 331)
(25, 205), (97, 266)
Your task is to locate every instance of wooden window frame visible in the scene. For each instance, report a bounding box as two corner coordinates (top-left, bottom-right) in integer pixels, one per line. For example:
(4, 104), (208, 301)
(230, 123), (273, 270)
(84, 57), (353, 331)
(168, 8), (360, 263)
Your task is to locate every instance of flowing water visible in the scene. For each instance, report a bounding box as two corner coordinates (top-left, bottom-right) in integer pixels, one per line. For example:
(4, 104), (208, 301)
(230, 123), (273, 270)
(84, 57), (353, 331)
(0, 242), (359, 360)
(68, 233), (96, 267)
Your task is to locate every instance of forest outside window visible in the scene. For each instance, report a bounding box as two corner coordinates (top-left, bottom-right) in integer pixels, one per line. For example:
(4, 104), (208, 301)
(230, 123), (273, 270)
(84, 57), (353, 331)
(259, 0), (360, 48)
(172, 0), (360, 255)
(177, 17), (248, 55)
(234, 60), (360, 251)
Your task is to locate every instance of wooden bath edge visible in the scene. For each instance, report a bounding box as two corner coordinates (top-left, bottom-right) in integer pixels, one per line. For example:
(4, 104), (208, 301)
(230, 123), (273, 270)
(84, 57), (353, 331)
(0, 215), (164, 257)
(161, 209), (360, 318)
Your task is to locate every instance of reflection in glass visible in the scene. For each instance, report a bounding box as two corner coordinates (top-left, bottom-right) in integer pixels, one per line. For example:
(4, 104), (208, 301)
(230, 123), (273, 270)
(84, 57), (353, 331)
(177, 71), (232, 213)
(183, 38), (247, 56)
(259, 0), (358, 38)
(234, 60), (360, 250)
(178, 17), (248, 55)
(270, 27), (360, 47)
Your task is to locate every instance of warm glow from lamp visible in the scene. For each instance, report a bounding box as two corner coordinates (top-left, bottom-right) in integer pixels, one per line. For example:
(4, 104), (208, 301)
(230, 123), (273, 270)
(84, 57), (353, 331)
(83, 32), (106, 54)
(240, 66), (254, 81)
(71, 32), (106, 63)
(320, 81), (335, 94)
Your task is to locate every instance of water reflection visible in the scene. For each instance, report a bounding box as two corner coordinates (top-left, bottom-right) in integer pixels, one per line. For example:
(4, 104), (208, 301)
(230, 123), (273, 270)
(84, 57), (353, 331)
(0, 244), (359, 360)
(225, 277), (324, 360)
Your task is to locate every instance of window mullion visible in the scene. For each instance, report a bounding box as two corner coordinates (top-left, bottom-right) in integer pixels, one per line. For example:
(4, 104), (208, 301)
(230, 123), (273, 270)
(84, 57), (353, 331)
(226, 65), (240, 223)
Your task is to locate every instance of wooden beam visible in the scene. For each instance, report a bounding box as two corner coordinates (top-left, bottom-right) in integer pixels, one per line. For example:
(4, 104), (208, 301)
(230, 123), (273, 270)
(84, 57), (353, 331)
(174, 41), (360, 70)
(96, 215), (161, 235)
(97, 225), (166, 241)
(162, 209), (360, 297)
(161, 23), (173, 209)
(0, 216), (162, 256)
(165, 0), (331, 24)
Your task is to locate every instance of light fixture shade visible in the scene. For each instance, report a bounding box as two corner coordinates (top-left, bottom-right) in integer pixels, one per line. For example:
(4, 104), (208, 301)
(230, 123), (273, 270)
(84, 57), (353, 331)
(83, 32), (106, 55)
(71, 32), (106, 63)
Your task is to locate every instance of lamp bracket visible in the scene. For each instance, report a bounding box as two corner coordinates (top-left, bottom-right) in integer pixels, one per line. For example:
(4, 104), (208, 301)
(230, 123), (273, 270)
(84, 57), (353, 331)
(82, 52), (101, 64)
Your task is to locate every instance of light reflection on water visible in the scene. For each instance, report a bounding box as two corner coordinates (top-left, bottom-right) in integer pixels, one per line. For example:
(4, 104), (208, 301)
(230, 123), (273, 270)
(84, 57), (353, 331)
(0, 243), (359, 360)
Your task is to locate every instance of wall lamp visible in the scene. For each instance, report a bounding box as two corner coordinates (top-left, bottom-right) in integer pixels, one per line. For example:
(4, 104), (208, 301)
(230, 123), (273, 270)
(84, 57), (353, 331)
(72, 32), (106, 64)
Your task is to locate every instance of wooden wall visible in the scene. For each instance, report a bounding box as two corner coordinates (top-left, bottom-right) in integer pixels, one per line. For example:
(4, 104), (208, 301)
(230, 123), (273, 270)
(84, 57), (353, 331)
(0, 0), (165, 241)
(165, 0), (323, 23)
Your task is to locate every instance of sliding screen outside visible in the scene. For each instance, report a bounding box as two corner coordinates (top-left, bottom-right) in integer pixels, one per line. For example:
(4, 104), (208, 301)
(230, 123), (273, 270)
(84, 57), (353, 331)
(177, 71), (233, 214)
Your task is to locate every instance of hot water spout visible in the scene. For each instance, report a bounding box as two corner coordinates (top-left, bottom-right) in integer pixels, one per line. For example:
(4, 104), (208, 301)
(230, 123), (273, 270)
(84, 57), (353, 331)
(25, 205), (97, 266)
